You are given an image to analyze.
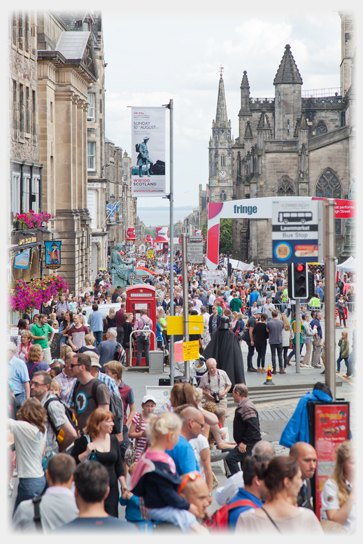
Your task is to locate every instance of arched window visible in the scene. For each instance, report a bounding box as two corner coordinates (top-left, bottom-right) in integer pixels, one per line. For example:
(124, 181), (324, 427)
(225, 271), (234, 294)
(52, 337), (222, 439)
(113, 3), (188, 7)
(316, 169), (342, 233)
(316, 121), (328, 135)
(220, 191), (227, 201)
(221, 155), (226, 167)
(276, 176), (295, 196)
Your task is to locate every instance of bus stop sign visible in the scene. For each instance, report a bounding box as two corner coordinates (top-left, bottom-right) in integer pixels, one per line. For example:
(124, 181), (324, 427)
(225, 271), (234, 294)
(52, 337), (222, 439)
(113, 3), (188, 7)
(271, 199), (324, 264)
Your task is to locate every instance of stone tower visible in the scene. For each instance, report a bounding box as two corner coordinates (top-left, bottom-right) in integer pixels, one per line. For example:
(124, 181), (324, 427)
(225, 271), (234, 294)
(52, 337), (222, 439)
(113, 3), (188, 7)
(208, 71), (234, 202)
(339, 12), (354, 96)
(273, 44), (303, 140)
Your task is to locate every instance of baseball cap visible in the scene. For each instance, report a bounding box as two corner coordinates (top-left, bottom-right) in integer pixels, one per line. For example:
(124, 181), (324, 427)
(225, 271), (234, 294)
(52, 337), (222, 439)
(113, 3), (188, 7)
(142, 394), (156, 404)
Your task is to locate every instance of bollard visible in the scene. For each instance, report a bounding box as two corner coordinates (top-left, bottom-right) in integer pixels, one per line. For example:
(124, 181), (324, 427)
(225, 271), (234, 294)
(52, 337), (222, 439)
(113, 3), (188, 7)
(263, 365), (275, 385)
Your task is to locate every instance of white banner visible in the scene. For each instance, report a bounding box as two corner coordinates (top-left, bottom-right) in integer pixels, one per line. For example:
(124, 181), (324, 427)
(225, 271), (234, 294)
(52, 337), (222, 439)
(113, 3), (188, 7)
(131, 107), (166, 197)
(203, 270), (225, 288)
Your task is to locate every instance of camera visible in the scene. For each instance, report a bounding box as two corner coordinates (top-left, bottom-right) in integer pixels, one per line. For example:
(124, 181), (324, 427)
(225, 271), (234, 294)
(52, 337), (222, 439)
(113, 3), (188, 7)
(211, 391), (220, 403)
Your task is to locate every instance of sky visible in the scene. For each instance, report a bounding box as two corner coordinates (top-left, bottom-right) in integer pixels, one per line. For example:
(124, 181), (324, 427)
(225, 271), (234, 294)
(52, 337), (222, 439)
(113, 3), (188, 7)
(100, 6), (344, 226)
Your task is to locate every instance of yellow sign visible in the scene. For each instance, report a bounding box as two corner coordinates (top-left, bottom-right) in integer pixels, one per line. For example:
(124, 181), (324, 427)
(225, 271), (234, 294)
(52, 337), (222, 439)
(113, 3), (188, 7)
(183, 340), (200, 361)
(188, 315), (204, 334)
(147, 250), (153, 258)
(167, 316), (184, 335)
(166, 315), (204, 335)
(18, 236), (36, 246)
(293, 321), (302, 333)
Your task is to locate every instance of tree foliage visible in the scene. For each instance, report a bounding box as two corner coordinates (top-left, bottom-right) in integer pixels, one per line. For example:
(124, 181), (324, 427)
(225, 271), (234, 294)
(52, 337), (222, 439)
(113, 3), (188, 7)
(202, 216), (233, 255)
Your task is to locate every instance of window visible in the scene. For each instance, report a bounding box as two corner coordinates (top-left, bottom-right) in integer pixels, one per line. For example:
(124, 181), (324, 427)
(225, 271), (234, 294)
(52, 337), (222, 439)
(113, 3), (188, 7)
(26, 87), (30, 133)
(316, 169), (342, 236)
(50, 101), (53, 123)
(22, 175), (30, 212)
(18, 12), (23, 49)
(88, 142), (96, 170)
(220, 191), (227, 201)
(277, 176), (295, 196)
(32, 90), (36, 135)
(221, 155), (226, 167)
(316, 121), (328, 135)
(13, 80), (17, 130)
(31, 176), (40, 212)
(25, 13), (30, 52)
(87, 93), (95, 120)
(11, 173), (21, 217)
(19, 84), (24, 133)
(12, 14), (17, 46)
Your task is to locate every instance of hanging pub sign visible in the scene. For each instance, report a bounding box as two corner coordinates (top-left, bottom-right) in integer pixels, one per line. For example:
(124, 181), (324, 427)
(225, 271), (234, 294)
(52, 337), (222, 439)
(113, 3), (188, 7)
(14, 248), (31, 269)
(44, 240), (62, 270)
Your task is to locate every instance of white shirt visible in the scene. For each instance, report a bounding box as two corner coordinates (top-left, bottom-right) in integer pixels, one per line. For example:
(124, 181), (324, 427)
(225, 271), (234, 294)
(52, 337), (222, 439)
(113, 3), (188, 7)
(215, 471), (244, 505)
(9, 419), (46, 478)
(208, 293), (216, 305)
(321, 478), (356, 534)
(189, 433), (209, 480)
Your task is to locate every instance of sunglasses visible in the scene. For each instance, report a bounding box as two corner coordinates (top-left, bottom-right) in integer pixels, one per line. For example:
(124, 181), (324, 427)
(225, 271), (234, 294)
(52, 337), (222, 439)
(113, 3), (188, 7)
(70, 363), (82, 368)
(188, 418), (204, 430)
(30, 381), (44, 386)
(178, 471), (202, 494)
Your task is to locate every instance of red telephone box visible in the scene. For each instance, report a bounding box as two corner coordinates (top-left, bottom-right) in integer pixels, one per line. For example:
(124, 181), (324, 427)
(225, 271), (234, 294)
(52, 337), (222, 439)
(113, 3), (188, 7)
(126, 285), (156, 366)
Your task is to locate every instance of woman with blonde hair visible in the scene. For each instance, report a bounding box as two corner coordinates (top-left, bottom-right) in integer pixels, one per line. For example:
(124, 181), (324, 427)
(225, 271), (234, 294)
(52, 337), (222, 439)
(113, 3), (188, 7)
(104, 306), (117, 332)
(321, 440), (355, 533)
(26, 345), (50, 380)
(281, 314), (291, 368)
(8, 398), (47, 512)
(71, 408), (127, 517)
(59, 343), (72, 362)
(130, 411), (202, 533)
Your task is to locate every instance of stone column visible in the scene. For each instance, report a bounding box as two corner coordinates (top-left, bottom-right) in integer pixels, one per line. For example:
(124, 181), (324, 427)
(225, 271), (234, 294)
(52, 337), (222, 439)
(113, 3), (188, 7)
(54, 91), (74, 209)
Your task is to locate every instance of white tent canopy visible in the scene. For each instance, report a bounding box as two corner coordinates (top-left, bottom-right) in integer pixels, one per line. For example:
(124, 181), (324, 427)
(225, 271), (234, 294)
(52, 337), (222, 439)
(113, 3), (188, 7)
(336, 256), (355, 272)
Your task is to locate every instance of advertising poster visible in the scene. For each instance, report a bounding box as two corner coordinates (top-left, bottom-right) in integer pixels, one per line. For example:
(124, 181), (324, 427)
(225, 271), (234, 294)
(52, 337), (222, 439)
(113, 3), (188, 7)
(131, 107), (166, 197)
(311, 402), (350, 520)
(14, 248), (31, 269)
(44, 241), (61, 269)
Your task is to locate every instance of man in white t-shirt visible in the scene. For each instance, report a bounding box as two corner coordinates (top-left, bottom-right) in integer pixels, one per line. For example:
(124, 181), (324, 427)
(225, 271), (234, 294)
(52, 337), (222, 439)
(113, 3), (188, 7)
(189, 433), (213, 493)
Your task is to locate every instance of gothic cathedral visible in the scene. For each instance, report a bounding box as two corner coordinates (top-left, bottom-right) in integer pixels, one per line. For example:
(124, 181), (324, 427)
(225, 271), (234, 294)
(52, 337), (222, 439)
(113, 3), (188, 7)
(206, 13), (355, 266)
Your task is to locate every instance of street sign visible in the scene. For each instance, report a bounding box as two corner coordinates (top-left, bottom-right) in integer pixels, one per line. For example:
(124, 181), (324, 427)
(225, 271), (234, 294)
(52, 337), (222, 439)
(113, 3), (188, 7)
(272, 199), (324, 264)
(166, 315), (204, 335)
(183, 340), (200, 361)
(187, 235), (204, 264)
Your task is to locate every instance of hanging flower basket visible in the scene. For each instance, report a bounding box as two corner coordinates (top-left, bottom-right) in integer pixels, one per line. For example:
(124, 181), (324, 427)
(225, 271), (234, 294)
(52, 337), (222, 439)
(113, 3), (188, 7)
(9, 274), (69, 313)
(13, 210), (53, 230)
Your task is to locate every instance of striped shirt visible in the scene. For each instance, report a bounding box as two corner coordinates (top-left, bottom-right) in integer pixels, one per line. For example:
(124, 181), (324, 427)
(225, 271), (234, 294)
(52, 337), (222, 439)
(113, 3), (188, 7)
(132, 413), (148, 462)
(97, 371), (121, 398)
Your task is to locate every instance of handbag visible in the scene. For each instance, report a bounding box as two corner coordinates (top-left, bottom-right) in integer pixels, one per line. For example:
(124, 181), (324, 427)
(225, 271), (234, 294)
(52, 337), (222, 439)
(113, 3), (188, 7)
(124, 413), (143, 467)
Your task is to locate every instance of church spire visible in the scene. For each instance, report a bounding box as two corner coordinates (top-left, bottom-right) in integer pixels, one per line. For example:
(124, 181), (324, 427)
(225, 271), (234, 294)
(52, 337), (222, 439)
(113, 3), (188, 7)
(241, 70), (250, 89)
(273, 44), (303, 85)
(215, 73), (228, 124)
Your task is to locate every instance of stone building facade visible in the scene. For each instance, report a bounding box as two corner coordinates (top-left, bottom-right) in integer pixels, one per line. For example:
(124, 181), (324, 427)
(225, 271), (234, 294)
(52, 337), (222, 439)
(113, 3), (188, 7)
(205, 13), (355, 266)
(36, 11), (98, 292)
(8, 12), (45, 283)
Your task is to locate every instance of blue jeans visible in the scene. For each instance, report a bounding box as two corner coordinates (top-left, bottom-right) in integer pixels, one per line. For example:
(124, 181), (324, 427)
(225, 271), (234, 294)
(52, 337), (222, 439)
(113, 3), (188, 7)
(14, 391), (26, 406)
(337, 356), (349, 374)
(93, 330), (103, 346)
(13, 474), (46, 515)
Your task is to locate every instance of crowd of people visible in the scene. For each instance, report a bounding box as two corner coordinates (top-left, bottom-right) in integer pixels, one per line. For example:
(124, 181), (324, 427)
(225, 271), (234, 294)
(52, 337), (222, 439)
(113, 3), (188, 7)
(7, 255), (355, 533)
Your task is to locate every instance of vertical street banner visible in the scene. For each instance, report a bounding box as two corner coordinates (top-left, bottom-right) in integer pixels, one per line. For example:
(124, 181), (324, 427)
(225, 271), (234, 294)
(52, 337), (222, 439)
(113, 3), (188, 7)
(156, 227), (169, 242)
(126, 227), (136, 240)
(131, 107), (166, 197)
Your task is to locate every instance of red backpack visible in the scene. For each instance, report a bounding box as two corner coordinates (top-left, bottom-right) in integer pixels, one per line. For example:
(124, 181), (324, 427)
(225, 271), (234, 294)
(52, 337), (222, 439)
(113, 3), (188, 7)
(204, 499), (258, 532)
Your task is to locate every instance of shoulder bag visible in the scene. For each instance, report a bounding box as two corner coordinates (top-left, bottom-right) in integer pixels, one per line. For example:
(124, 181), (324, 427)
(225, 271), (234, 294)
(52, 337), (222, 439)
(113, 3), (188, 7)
(260, 507), (281, 533)
(124, 413), (143, 467)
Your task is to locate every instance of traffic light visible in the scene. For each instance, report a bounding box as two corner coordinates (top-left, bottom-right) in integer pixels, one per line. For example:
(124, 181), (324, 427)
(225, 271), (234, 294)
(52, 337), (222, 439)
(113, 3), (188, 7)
(291, 263), (309, 299)
(308, 272), (315, 300)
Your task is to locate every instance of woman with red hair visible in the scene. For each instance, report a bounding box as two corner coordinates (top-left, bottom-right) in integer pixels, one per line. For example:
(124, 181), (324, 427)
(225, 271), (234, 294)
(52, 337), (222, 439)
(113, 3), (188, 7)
(71, 408), (127, 517)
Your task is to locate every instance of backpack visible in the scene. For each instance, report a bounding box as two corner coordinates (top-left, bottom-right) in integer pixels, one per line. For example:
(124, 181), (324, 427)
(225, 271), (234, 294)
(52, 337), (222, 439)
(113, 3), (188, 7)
(140, 316), (151, 341)
(44, 396), (78, 444)
(114, 342), (126, 364)
(241, 326), (250, 343)
(135, 143), (140, 152)
(205, 499), (258, 532)
(72, 379), (124, 435)
(90, 380), (124, 435)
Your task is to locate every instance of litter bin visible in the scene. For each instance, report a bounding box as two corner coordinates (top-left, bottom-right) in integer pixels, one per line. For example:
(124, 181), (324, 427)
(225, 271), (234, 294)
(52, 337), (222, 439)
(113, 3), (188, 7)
(149, 351), (164, 374)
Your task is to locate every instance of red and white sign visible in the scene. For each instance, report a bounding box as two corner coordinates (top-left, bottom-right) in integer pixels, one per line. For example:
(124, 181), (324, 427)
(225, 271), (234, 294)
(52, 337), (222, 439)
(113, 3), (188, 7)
(156, 226), (169, 242)
(194, 229), (202, 236)
(313, 198), (355, 219)
(126, 227), (135, 239)
(146, 234), (152, 242)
